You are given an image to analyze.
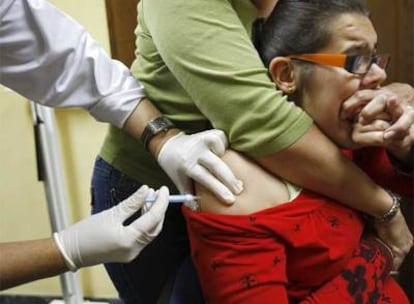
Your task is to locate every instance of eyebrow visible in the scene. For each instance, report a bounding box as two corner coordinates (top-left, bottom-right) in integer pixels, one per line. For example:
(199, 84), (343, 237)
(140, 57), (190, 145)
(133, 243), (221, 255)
(343, 42), (378, 55)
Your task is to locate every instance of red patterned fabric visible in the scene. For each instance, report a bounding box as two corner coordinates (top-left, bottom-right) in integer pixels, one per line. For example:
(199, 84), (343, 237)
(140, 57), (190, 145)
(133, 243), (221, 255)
(183, 193), (361, 303)
(183, 148), (411, 303)
(301, 235), (409, 303)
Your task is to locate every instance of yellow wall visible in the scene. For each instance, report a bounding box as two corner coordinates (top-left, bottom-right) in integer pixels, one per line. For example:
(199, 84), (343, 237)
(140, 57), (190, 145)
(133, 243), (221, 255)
(0, 0), (119, 299)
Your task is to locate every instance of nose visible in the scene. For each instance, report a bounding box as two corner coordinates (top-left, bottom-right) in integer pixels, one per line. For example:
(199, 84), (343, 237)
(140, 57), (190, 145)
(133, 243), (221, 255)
(359, 63), (387, 89)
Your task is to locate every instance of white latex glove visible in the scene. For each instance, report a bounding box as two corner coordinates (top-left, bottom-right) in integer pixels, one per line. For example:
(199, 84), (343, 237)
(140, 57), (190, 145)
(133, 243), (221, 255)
(53, 185), (169, 271)
(157, 130), (243, 204)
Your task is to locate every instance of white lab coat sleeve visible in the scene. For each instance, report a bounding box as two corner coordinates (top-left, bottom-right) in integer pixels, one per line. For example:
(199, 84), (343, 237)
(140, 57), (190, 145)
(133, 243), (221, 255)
(0, 0), (145, 128)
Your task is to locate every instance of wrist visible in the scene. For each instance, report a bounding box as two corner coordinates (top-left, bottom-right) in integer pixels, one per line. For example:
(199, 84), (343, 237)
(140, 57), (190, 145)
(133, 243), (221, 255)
(53, 232), (78, 272)
(148, 128), (181, 158)
(141, 116), (177, 153)
(367, 190), (401, 223)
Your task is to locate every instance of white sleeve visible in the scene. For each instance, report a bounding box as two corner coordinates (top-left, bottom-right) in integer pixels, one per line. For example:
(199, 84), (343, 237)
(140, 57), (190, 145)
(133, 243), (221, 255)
(0, 0), (145, 128)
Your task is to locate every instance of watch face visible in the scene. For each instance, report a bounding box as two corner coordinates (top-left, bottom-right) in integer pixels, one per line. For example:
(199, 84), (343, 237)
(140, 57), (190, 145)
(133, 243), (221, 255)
(141, 117), (175, 150)
(150, 117), (174, 132)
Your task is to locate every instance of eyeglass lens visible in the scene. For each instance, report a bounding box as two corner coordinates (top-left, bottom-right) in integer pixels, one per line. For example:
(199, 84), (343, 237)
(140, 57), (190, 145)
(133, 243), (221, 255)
(352, 55), (389, 74)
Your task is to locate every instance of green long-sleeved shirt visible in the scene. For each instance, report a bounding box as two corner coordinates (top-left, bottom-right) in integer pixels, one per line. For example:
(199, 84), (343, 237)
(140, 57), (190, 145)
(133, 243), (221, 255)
(99, 0), (312, 190)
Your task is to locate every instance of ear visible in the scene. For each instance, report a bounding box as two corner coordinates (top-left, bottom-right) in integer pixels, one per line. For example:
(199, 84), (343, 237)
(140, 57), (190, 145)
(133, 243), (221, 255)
(268, 57), (297, 95)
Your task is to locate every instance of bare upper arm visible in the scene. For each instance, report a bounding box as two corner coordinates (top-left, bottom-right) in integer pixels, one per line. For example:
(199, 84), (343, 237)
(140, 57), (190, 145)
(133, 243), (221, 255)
(195, 150), (290, 215)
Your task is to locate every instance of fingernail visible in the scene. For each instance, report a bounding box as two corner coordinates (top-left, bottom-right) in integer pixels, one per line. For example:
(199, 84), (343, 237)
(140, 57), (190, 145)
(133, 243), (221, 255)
(224, 194), (236, 204)
(384, 131), (396, 139)
(233, 180), (244, 194)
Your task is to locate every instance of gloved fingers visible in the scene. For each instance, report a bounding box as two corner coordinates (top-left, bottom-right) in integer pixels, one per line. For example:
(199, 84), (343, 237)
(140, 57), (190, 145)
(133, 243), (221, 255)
(117, 185), (150, 220)
(135, 229), (158, 246)
(202, 129), (228, 156)
(187, 163), (236, 204)
(142, 188), (156, 213)
(198, 151), (243, 195)
(135, 213), (165, 245)
(130, 186), (169, 233)
(173, 172), (194, 195)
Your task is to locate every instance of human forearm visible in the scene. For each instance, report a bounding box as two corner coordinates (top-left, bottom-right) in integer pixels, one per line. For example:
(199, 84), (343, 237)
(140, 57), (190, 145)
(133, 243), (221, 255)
(124, 99), (242, 202)
(0, 239), (67, 290)
(0, 0), (144, 128)
(0, 187), (170, 291)
(141, 0), (311, 156)
(258, 126), (413, 270)
(123, 98), (180, 154)
(257, 125), (393, 216)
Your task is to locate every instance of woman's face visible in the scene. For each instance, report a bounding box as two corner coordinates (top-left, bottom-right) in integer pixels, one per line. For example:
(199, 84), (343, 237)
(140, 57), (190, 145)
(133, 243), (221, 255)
(299, 13), (386, 148)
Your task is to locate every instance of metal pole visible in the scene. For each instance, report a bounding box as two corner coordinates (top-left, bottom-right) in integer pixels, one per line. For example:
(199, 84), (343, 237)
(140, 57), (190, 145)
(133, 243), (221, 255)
(30, 102), (84, 304)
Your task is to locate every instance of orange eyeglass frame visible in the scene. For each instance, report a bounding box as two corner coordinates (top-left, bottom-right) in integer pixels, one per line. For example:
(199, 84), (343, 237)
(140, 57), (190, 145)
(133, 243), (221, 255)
(288, 53), (390, 75)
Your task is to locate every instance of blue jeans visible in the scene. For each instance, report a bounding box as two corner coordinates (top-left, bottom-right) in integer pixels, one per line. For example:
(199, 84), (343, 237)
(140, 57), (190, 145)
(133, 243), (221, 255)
(90, 157), (203, 304)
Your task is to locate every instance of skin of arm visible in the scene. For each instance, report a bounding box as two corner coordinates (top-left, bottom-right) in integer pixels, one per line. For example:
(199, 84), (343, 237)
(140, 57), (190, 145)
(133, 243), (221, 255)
(0, 0), (145, 129)
(192, 149), (407, 302)
(257, 126), (393, 215)
(123, 98), (180, 155)
(0, 239), (68, 291)
(1, 0), (241, 201)
(0, 186), (170, 291)
(196, 150), (290, 215)
(139, 0), (394, 217)
(0, 0), (182, 144)
(0, 0), (183, 147)
(189, 4), (412, 300)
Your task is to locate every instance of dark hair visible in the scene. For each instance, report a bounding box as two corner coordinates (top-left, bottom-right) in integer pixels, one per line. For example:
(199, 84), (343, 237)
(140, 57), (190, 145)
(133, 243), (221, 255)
(254, 0), (369, 67)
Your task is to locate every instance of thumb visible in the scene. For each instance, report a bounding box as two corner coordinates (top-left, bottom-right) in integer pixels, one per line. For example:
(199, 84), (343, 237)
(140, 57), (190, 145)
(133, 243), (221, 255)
(204, 129), (228, 156)
(129, 186), (169, 233)
(117, 185), (150, 220)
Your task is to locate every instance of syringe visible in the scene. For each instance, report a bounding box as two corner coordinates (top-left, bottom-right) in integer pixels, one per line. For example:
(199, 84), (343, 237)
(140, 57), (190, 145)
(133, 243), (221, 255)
(145, 194), (200, 204)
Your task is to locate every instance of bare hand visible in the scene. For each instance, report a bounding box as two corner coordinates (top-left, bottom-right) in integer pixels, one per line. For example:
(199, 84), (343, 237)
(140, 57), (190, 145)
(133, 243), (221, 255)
(342, 82), (414, 122)
(351, 94), (414, 150)
(344, 84), (414, 162)
(374, 209), (413, 270)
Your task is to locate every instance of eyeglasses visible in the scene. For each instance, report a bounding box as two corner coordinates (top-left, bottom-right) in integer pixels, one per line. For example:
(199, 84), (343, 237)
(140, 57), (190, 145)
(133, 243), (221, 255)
(287, 53), (390, 75)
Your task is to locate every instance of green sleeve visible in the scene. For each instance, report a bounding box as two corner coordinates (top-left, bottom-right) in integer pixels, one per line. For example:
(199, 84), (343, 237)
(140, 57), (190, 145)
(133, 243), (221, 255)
(141, 0), (312, 157)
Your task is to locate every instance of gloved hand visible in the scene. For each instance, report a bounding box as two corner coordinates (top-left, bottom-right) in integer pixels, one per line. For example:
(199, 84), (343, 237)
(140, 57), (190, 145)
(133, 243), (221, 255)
(157, 130), (243, 204)
(53, 185), (169, 271)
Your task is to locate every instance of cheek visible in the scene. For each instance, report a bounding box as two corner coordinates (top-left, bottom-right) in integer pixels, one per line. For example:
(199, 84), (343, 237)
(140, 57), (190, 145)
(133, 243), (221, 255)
(305, 69), (360, 112)
(301, 71), (360, 144)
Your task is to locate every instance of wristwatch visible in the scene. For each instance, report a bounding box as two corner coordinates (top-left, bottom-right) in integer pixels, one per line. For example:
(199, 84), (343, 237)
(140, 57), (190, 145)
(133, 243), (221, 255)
(141, 116), (175, 151)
